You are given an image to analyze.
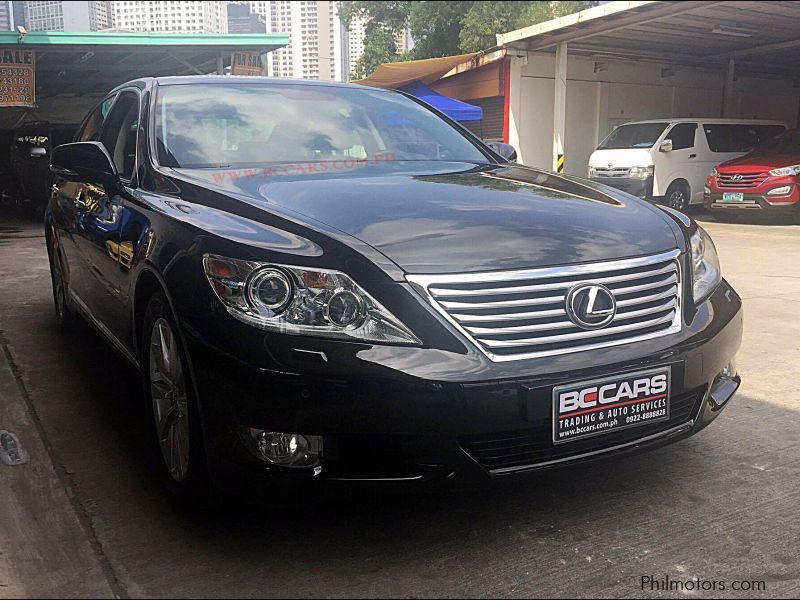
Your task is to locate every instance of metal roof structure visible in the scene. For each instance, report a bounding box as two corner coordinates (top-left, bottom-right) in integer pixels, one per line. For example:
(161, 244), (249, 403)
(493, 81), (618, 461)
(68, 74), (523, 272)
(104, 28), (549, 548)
(498, 1), (800, 79)
(1, 30), (289, 98)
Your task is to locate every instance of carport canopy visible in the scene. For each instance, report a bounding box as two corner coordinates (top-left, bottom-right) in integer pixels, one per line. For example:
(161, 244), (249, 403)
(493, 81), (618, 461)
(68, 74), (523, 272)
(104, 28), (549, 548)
(497, 0), (800, 170)
(0, 30), (289, 127)
(497, 1), (800, 78)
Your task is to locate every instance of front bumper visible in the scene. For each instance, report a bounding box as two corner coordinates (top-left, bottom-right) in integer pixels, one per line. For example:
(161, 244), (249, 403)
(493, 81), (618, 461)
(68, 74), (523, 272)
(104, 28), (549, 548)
(590, 175), (653, 199)
(185, 279), (743, 495)
(704, 190), (800, 212)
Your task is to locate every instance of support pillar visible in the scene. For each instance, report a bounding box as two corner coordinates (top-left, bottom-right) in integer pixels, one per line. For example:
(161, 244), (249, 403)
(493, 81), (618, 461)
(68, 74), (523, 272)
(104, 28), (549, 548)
(722, 58), (735, 117)
(553, 43), (567, 173)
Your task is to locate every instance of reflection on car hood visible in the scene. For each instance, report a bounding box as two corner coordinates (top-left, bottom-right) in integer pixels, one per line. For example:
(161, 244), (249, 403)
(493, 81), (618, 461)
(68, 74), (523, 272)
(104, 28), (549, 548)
(177, 161), (678, 274)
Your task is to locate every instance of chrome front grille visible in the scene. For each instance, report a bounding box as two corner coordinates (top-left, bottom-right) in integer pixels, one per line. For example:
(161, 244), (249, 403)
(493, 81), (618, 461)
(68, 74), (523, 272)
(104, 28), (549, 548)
(408, 250), (682, 361)
(592, 167), (629, 178)
(717, 172), (766, 188)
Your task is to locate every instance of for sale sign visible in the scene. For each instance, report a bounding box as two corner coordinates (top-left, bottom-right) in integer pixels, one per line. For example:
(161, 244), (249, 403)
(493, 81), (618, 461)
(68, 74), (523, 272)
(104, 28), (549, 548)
(0, 48), (35, 107)
(231, 51), (263, 76)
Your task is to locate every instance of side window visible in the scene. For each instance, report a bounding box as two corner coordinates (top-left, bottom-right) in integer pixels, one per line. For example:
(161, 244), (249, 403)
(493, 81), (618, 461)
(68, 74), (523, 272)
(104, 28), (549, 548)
(666, 123), (696, 151)
(99, 91), (140, 181)
(77, 95), (116, 142)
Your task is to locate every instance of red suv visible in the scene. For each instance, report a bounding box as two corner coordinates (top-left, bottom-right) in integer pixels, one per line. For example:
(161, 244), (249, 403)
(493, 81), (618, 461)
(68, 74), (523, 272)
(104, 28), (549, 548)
(705, 128), (800, 223)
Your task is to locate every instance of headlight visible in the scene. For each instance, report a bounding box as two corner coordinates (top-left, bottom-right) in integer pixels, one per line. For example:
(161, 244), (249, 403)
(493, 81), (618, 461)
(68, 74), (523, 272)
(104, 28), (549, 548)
(203, 254), (420, 345)
(588, 166), (596, 178)
(629, 165), (654, 179)
(710, 167), (718, 178)
(690, 227), (721, 303)
(768, 164), (800, 177)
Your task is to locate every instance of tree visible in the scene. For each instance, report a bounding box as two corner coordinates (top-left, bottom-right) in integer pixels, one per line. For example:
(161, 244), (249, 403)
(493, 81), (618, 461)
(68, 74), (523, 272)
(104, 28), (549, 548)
(409, 2), (473, 58)
(337, 1), (598, 78)
(517, 1), (597, 26)
(338, 1), (411, 34)
(461, 2), (598, 53)
(350, 27), (398, 80)
(459, 2), (527, 53)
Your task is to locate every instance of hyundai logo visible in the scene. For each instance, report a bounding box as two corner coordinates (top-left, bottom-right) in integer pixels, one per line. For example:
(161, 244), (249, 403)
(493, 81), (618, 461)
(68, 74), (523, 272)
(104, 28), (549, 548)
(731, 173), (743, 181)
(566, 283), (617, 329)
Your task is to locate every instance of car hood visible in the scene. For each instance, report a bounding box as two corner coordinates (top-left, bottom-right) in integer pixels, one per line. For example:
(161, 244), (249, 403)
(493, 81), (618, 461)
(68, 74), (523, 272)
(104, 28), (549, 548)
(588, 148), (654, 169)
(718, 153), (800, 171)
(177, 161), (678, 274)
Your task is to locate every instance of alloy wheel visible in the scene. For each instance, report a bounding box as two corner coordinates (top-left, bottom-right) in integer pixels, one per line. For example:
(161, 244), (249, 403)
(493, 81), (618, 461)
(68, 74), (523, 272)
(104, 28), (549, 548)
(149, 318), (190, 482)
(667, 189), (688, 211)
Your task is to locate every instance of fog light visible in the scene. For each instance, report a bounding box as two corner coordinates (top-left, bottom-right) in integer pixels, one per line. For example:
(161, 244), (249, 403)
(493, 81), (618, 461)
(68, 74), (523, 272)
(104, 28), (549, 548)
(704, 185), (711, 195)
(248, 429), (322, 468)
(767, 185), (792, 196)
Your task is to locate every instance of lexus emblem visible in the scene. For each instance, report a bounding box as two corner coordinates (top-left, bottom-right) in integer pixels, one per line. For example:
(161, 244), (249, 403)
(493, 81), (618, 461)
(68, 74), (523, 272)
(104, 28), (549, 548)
(566, 283), (617, 329)
(731, 173), (743, 181)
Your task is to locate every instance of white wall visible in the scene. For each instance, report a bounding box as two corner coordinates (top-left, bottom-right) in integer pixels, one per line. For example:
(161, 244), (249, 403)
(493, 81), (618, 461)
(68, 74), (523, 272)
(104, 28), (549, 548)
(508, 52), (800, 176)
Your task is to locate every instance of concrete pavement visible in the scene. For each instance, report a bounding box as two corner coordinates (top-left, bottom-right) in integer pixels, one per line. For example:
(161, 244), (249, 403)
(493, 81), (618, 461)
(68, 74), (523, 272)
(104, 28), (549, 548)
(0, 211), (798, 598)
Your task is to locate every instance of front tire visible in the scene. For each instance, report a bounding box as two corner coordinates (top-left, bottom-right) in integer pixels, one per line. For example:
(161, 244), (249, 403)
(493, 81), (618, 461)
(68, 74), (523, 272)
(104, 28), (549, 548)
(665, 181), (691, 212)
(49, 241), (78, 330)
(141, 291), (211, 504)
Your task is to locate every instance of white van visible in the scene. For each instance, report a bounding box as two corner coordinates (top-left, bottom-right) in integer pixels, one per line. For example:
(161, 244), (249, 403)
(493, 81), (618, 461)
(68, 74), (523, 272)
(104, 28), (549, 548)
(587, 118), (787, 211)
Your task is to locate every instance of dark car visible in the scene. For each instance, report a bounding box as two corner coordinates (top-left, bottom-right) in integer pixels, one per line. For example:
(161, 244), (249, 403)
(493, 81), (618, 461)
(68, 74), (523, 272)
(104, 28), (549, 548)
(45, 77), (742, 501)
(8, 121), (78, 218)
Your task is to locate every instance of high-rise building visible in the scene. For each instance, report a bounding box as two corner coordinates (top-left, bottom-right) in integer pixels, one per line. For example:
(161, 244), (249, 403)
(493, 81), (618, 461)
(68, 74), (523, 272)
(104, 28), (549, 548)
(110, 1), (227, 34)
(11, 1), (25, 30)
(0, 1), (13, 30)
(265, 1), (347, 82)
(347, 15), (367, 78)
(24, 1), (112, 32)
(227, 2), (265, 34)
(345, 16), (412, 80)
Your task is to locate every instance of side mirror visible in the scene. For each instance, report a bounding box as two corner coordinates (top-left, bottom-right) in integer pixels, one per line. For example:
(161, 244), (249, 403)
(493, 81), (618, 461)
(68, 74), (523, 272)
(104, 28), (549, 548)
(51, 142), (118, 186)
(487, 141), (518, 162)
(30, 147), (46, 158)
(659, 139), (673, 153)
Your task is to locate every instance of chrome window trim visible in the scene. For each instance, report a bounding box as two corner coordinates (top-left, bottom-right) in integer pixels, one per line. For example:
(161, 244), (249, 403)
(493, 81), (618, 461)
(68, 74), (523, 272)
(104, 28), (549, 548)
(407, 249), (683, 362)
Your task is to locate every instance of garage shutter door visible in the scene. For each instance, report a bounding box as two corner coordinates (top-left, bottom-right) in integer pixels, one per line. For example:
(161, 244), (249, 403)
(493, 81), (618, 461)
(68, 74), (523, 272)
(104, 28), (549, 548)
(460, 96), (504, 141)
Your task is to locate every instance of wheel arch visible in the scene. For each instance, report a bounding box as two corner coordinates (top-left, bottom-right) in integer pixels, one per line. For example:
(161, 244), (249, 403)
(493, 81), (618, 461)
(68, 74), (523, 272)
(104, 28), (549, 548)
(666, 177), (691, 196)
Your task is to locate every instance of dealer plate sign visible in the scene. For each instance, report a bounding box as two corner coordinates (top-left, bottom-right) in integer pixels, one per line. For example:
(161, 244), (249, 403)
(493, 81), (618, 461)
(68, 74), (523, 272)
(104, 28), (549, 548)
(552, 367), (671, 444)
(0, 48), (35, 107)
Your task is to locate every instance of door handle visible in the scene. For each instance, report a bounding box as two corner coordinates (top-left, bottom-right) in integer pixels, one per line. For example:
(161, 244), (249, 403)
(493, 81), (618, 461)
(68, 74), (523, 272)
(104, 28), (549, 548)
(689, 154), (697, 159)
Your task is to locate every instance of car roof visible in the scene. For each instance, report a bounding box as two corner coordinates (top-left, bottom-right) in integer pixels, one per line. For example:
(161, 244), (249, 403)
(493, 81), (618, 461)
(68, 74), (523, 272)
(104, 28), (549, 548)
(109, 75), (385, 95)
(620, 118), (787, 126)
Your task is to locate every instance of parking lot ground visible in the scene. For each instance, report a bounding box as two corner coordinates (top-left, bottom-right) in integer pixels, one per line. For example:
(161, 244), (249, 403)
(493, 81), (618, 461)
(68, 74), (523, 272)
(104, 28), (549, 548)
(0, 210), (798, 599)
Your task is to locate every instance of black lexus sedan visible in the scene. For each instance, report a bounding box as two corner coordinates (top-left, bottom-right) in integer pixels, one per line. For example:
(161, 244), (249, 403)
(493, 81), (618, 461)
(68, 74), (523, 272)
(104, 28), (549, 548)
(45, 76), (742, 501)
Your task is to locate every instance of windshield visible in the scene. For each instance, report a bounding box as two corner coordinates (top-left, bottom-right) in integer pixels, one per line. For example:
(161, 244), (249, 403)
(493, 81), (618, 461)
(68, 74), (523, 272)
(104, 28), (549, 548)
(154, 83), (488, 168)
(598, 123), (669, 150)
(747, 130), (800, 156)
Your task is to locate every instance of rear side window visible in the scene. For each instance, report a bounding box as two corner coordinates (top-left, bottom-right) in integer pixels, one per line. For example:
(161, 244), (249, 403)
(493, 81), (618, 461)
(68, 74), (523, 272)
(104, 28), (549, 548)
(703, 124), (786, 153)
(77, 95), (116, 142)
(665, 123), (696, 151)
